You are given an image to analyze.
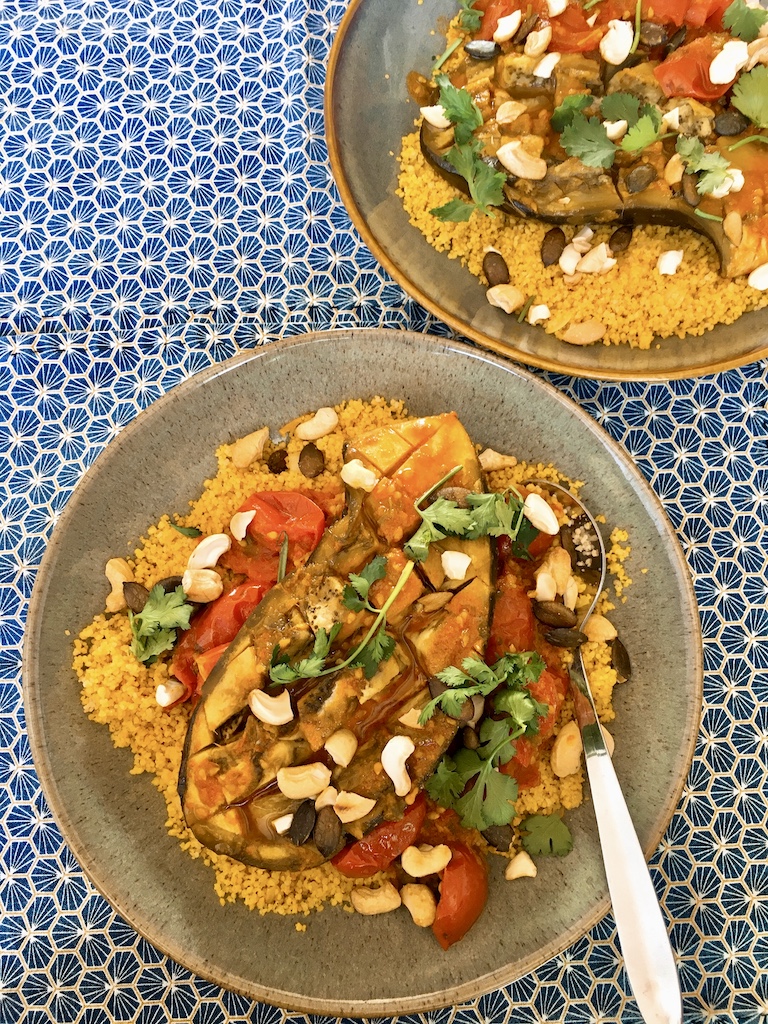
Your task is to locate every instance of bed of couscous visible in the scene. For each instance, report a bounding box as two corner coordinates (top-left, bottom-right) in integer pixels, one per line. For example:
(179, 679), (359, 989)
(73, 398), (630, 938)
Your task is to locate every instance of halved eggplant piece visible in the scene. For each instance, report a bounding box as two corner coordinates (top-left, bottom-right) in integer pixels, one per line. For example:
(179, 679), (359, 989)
(179, 413), (493, 871)
(420, 122), (766, 277)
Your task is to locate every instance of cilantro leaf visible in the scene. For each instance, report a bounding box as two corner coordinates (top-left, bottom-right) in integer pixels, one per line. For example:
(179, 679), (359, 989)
(425, 755), (468, 806)
(600, 91), (641, 128)
(731, 65), (768, 129)
(620, 106), (663, 153)
(129, 585), (194, 665)
(521, 814), (574, 856)
(172, 523), (202, 538)
(350, 625), (395, 679)
(430, 197), (476, 221)
(343, 555), (388, 611)
(436, 74), (483, 145)
(493, 650), (546, 688)
(550, 93), (592, 133)
(676, 135), (733, 195)
(493, 689), (548, 732)
(419, 652), (545, 724)
(560, 114), (617, 168)
(446, 141), (506, 213)
(478, 714), (517, 766)
(458, 0), (484, 30)
(464, 491), (523, 539)
(404, 495), (475, 561)
(454, 759), (519, 830)
(269, 622), (343, 684)
(723, 0), (768, 41)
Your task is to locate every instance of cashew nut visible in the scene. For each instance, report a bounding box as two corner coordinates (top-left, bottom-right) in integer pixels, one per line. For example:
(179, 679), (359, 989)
(563, 575), (579, 611)
(400, 883), (437, 927)
(155, 680), (185, 708)
(478, 448), (517, 472)
(272, 813), (294, 835)
(583, 614), (618, 643)
(315, 786), (338, 810)
(440, 550), (472, 581)
(232, 425), (269, 469)
(537, 546), (571, 594)
(505, 851), (537, 880)
(664, 153), (685, 186)
(486, 283), (526, 313)
(276, 762), (332, 800)
(340, 458), (379, 491)
(187, 533), (231, 570)
(350, 881), (402, 916)
(334, 790), (376, 823)
(401, 844), (452, 877)
(105, 557), (134, 613)
(381, 735), (415, 797)
(560, 320), (607, 346)
(397, 707), (425, 730)
(248, 688), (294, 726)
(324, 728), (358, 767)
(522, 493), (559, 535)
(723, 210), (743, 247)
(182, 568), (224, 603)
(550, 720), (583, 778)
(524, 24), (552, 56)
(230, 509), (256, 541)
(533, 569), (557, 603)
(296, 407), (339, 441)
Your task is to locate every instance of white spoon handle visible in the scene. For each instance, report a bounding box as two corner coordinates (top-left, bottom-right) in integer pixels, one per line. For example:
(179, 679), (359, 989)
(583, 738), (682, 1024)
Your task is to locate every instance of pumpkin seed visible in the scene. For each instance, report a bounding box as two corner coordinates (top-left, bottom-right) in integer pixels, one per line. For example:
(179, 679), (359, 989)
(313, 805), (344, 858)
(288, 800), (317, 846)
(546, 627), (588, 649)
(626, 164), (657, 195)
(123, 581), (149, 613)
(268, 448), (288, 474)
(611, 636), (632, 682)
(541, 226), (566, 267)
(608, 225), (633, 253)
(483, 250), (510, 287)
(482, 824), (514, 850)
(533, 600), (577, 628)
(299, 442), (325, 478)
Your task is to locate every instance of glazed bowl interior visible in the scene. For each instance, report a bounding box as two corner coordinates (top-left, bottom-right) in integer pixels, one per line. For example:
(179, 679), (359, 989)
(24, 330), (702, 1015)
(325, 0), (768, 380)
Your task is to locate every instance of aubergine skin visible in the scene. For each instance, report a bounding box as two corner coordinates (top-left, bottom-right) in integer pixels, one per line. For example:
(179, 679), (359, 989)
(179, 413), (492, 872)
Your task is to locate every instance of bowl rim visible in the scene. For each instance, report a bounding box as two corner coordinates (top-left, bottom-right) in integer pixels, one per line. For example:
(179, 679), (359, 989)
(324, 0), (768, 382)
(23, 329), (703, 1015)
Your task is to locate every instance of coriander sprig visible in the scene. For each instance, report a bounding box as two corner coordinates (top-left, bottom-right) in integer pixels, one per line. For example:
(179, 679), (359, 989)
(419, 651), (546, 725)
(269, 558), (413, 684)
(130, 585), (194, 665)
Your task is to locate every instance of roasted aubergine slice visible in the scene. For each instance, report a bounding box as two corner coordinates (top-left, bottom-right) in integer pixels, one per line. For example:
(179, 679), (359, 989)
(179, 412), (493, 871)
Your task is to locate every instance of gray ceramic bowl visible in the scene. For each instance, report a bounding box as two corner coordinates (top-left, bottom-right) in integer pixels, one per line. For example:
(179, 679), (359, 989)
(24, 330), (702, 1015)
(325, 0), (768, 381)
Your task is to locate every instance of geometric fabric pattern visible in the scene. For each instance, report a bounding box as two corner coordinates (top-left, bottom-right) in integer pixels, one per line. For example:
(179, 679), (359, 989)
(0, 1), (766, 1022)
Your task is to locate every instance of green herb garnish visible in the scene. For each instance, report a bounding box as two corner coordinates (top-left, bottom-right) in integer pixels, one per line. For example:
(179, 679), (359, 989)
(629, 0), (643, 53)
(433, 37), (463, 73)
(731, 66), (768, 129)
(172, 524), (203, 538)
(423, 653), (548, 831)
(277, 532), (289, 583)
(521, 814), (574, 856)
(269, 558), (414, 684)
(429, 78), (506, 222)
(129, 585), (194, 665)
(694, 208), (724, 222)
(620, 104), (664, 153)
(728, 134), (768, 151)
(560, 114), (617, 168)
(458, 0), (484, 31)
(550, 93), (592, 133)
(723, 0), (768, 41)
(600, 92), (641, 128)
(676, 136), (734, 195)
(343, 554), (388, 611)
(517, 296), (535, 323)
(419, 651), (546, 724)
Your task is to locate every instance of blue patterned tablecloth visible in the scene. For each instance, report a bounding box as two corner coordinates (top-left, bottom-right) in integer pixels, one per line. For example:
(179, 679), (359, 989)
(0, 1), (766, 1022)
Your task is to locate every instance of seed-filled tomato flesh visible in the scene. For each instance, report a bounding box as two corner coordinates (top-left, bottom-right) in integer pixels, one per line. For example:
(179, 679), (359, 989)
(486, 580), (536, 661)
(654, 36), (734, 101)
(332, 794), (427, 877)
(432, 843), (489, 950)
(238, 491), (326, 564)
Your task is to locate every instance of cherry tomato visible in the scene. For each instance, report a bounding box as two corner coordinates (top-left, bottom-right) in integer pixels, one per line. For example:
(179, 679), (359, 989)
(595, 0), (688, 26)
(332, 795), (427, 877)
(170, 580), (269, 700)
(486, 580), (536, 661)
(684, 0), (729, 27)
(529, 666), (569, 738)
(654, 36), (734, 100)
(548, 4), (604, 53)
(473, 0), (518, 40)
(195, 642), (229, 683)
(432, 843), (489, 950)
(500, 735), (541, 789)
(238, 491), (326, 564)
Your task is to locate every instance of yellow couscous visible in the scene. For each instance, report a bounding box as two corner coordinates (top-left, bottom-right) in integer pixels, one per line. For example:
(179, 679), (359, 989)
(73, 398), (629, 927)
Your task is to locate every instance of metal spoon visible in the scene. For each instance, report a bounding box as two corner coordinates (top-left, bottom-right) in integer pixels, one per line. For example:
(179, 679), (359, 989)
(534, 481), (682, 1024)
